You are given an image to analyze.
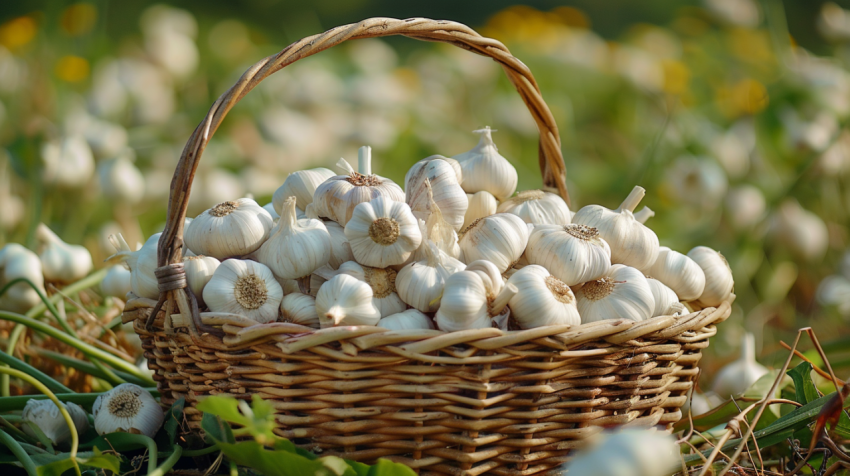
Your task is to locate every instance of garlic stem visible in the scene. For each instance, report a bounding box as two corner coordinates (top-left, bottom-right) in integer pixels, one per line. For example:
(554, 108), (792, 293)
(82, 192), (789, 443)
(35, 224), (62, 245)
(326, 306), (344, 325)
(358, 146), (372, 176)
(742, 332), (756, 362)
(472, 126), (497, 149)
(634, 206), (655, 224)
(619, 186), (646, 213)
(490, 283), (518, 315)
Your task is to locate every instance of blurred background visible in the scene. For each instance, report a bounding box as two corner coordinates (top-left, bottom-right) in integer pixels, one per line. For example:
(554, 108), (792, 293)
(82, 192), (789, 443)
(1, 0), (850, 393)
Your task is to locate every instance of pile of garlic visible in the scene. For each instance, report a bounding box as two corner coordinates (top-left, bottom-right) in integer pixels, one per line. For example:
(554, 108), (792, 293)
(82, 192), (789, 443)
(117, 128), (734, 333)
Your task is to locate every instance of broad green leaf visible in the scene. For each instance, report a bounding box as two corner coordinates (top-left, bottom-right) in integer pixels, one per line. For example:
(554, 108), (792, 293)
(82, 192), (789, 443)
(366, 459), (418, 476)
(198, 395), (276, 443)
(36, 457), (75, 476)
(786, 362), (819, 405)
(215, 440), (330, 476)
(78, 447), (122, 474)
(346, 460), (371, 476)
(196, 396), (251, 427)
(201, 413), (235, 445)
(34, 448), (120, 476)
(163, 398), (185, 446)
(320, 455), (359, 476)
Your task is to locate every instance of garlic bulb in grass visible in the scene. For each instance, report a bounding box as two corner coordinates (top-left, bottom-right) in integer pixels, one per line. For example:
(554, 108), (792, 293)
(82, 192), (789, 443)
(646, 276), (679, 317)
(183, 255), (220, 306)
(101, 264), (132, 299)
(769, 199), (829, 262)
(497, 190), (571, 226)
(310, 147), (404, 226)
(185, 197), (273, 259)
(0, 244), (45, 313)
(458, 213), (529, 273)
(564, 430), (679, 476)
(378, 309), (435, 331)
(643, 247), (705, 302)
(397, 241), (465, 313)
(525, 224), (611, 286)
(687, 246), (734, 307)
(405, 156), (467, 231)
(506, 265), (580, 328)
(344, 196), (422, 268)
(725, 185), (766, 230)
(93, 383), (164, 437)
(36, 224), (93, 283)
(41, 135), (95, 188)
(272, 167), (335, 213)
(22, 400), (89, 445)
(97, 149), (145, 204)
(575, 265), (655, 323)
(435, 260), (517, 332)
(279, 292), (319, 328)
(203, 259), (283, 323)
(712, 332), (769, 398)
(324, 220), (354, 269)
(573, 186), (659, 270)
(315, 274), (381, 327)
(453, 127), (518, 201)
(336, 261), (406, 317)
(463, 191), (498, 230)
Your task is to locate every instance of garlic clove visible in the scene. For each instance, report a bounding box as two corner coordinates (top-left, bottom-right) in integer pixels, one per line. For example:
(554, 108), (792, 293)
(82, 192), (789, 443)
(526, 224), (611, 286)
(711, 332), (769, 398)
(496, 190), (571, 226)
(36, 223), (93, 284)
(377, 309), (435, 331)
(315, 274), (381, 327)
(458, 213), (529, 273)
(645, 276), (679, 317)
(397, 241), (465, 313)
(183, 255), (220, 306)
(202, 259), (283, 323)
(254, 196), (331, 281)
(93, 383), (164, 437)
(185, 197), (274, 259)
(575, 265), (656, 323)
(22, 400), (89, 446)
(0, 243), (45, 313)
(453, 127), (518, 201)
(405, 156), (468, 231)
(272, 167), (335, 213)
(101, 264), (132, 299)
(687, 246), (734, 308)
(345, 196), (422, 268)
(506, 265), (580, 328)
(435, 259), (511, 331)
(280, 292), (320, 328)
(463, 191), (499, 231)
(644, 246), (705, 302)
(324, 220), (355, 269)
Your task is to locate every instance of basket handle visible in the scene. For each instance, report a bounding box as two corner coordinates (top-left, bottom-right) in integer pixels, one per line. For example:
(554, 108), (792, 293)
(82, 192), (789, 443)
(151, 18), (570, 332)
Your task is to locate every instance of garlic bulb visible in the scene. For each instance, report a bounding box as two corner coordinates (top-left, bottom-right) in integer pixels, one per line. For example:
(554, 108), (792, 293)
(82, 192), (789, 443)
(107, 233), (159, 299)
(575, 265), (655, 323)
(643, 247), (705, 302)
(725, 185), (765, 230)
(497, 190), (571, 226)
(463, 191), (499, 230)
(453, 127), (518, 201)
(344, 197), (421, 268)
(405, 156), (468, 231)
(263, 203), (279, 220)
(183, 255), (220, 306)
(310, 147), (405, 226)
(315, 274), (381, 327)
(506, 265), (580, 328)
(526, 224), (611, 286)
(769, 199), (829, 262)
(185, 197), (274, 259)
(410, 181), (461, 261)
(324, 220), (354, 269)
(377, 309), (435, 331)
(272, 167), (335, 213)
(633, 206), (654, 224)
(646, 276), (679, 317)
(254, 197), (331, 283)
(435, 260), (517, 332)
(36, 224), (93, 283)
(97, 149), (145, 204)
(101, 265), (132, 299)
(22, 400), (89, 445)
(279, 292), (319, 328)
(336, 261), (406, 317)
(712, 333), (769, 398)
(41, 135), (95, 188)
(202, 259), (283, 323)
(93, 383), (164, 437)
(687, 246), (734, 308)
(397, 241), (465, 313)
(458, 213), (529, 273)
(565, 430), (679, 476)
(0, 244), (45, 313)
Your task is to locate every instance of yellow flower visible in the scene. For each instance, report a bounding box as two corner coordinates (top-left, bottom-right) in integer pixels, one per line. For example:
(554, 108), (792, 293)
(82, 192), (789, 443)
(0, 17), (37, 50)
(55, 56), (90, 82)
(716, 78), (769, 117)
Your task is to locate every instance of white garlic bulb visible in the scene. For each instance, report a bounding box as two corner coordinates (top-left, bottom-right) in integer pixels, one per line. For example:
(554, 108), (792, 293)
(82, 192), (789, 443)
(724, 185), (765, 230)
(565, 430), (679, 476)
(344, 197), (422, 268)
(101, 264), (132, 299)
(463, 191), (499, 230)
(22, 400), (89, 445)
(263, 203), (279, 220)
(453, 127), (518, 201)
(497, 190), (571, 226)
(526, 224), (611, 286)
(336, 261), (406, 317)
(633, 206), (654, 224)
(107, 233), (159, 300)
(183, 255), (220, 306)
(506, 265), (580, 328)
(405, 156), (468, 231)
(97, 149), (145, 204)
(36, 224), (93, 283)
(712, 333), (769, 398)
(377, 309), (435, 331)
(185, 197), (274, 259)
(573, 186), (660, 270)
(435, 260), (517, 332)
(324, 220), (354, 269)
(254, 197), (331, 283)
(41, 135), (95, 188)
(397, 241), (465, 313)
(575, 265), (655, 323)
(203, 259), (283, 323)
(769, 199), (829, 262)
(410, 182), (461, 261)
(279, 292), (319, 328)
(315, 274), (381, 327)
(272, 167), (335, 213)
(643, 247), (705, 302)
(93, 383), (164, 437)
(646, 276), (679, 317)
(687, 246), (734, 308)
(0, 244), (44, 313)
(458, 213), (529, 273)
(310, 147), (405, 226)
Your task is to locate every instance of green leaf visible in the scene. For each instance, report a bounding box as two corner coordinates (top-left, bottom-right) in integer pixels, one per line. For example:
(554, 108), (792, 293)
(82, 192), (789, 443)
(201, 413), (235, 445)
(196, 396), (251, 428)
(215, 440), (330, 476)
(78, 447), (121, 474)
(345, 460), (371, 476)
(786, 362), (819, 405)
(163, 398), (185, 446)
(35, 457), (75, 476)
(33, 449), (120, 476)
(320, 455), (358, 476)
(22, 422), (54, 454)
(366, 459), (417, 476)
(197, 395), (276, 443)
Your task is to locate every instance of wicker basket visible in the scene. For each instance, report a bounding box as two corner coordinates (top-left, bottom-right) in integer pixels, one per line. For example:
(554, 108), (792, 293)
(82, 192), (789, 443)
(127, 17), (731, 476)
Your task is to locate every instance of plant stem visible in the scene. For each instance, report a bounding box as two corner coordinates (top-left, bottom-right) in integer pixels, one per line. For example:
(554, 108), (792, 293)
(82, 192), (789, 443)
(358, 146), (372, 176)
(181, 444), (220, 457)
(35, 348), (148, 387)
(148, 445), (182, 476)
(104, 433), (158, 474)
(0, 428), (37, 476)
(618, 185), (645, 213)
(0, 349), (73, 394)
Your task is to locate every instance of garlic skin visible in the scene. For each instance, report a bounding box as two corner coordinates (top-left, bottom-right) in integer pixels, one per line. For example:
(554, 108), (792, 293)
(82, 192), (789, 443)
(41, 136), (95, 188)
(526, 224), (611, 286)
(463, 191), (499, 230)
(101, 265), (132, 299)
(573, 186), (660, 270)
(646, 276), (679, 317)
(336, 261), (407, 317)
(378, 309), (435, 331)
(687, 246), (734, 308)
(272, 167), (335, 213)
(22, 400), (89, 445)
(405, 157), (468, 231)
(315, 274), (381, 327)
(575, 265), (655, 323)
(435, 260), (517, 332)
(458, 213), (529, 273)
(203, 259), (283, 323)
(254, 197), (331, 280)
(279, 292), (319, 328)
(324, 220), (354, 269)
(36, 224), (93, 283)
(506, 265), (580, 328)
(397, 241), (466, 313)
(453, 127), (518, 201)
(344, 197), (422, 268)
(183, 255), (220, 306)
(93, 383), (164, 437)
(0, 244), (45, 313)
(712, 333), (769, 398)
(185, 198), (274, 259)
(497, 190), (571, 226)
(97, 149), (145, 204)
(644, 247), (705, 302)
